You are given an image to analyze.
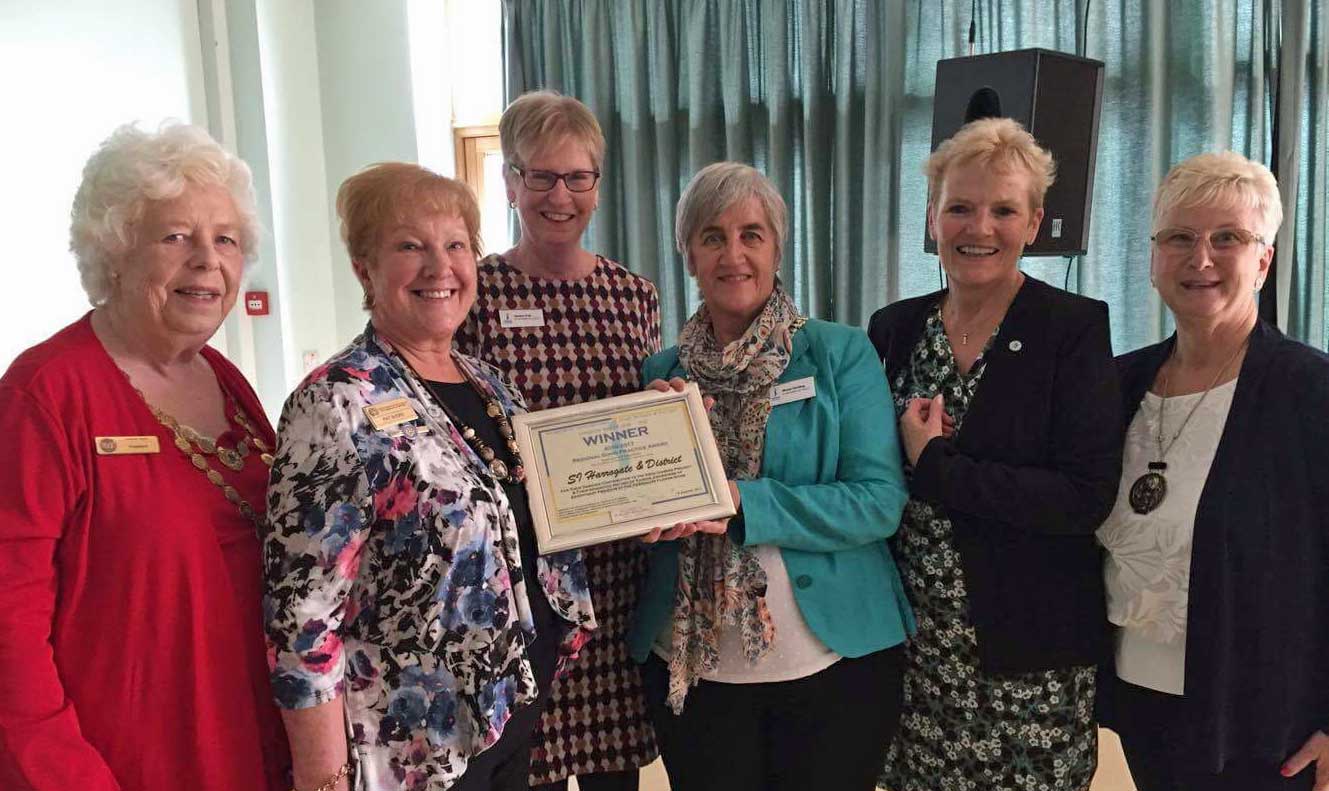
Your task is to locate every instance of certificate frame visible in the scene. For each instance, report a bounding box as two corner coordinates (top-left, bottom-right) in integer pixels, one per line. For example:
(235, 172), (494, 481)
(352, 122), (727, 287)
(511, 383), (735, 553)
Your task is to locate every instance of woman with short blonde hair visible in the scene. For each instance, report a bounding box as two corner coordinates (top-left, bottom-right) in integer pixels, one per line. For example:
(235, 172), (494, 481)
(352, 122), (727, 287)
(871, 117), (1121, 790)
(455, 90), (661, 791)
(1098, 151), (1328, 790)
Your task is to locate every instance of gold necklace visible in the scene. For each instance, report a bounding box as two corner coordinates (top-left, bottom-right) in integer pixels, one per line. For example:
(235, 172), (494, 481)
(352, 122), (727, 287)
(119, 370), (274, 526)
(942, 296), (1003, 347)
(426, 378), (526, 483)
(1127, 340), (1246, 515)
(398, 354), (526, 483)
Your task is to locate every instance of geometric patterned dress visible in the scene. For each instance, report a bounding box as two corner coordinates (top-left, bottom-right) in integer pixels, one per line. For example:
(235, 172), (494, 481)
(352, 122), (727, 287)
(880, 305), (1098, 791)
(454, 253), (662, 786)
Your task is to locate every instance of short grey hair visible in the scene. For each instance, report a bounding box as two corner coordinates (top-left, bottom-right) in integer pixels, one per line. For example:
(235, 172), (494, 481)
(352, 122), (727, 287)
(1152, 151), (1284, 240)
(69, 121), (261, 306)
(675, 162), (788, 264)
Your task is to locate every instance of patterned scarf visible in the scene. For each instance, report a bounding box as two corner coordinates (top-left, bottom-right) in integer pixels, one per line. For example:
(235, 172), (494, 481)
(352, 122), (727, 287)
(667, 286), (805, 712)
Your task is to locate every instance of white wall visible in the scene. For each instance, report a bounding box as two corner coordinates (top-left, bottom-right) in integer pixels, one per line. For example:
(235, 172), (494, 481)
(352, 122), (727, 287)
(312, 0), (422, 343)
(254, 0), (342, 401)
(1, 0), (506, 419)
(0, 0), (207, 369)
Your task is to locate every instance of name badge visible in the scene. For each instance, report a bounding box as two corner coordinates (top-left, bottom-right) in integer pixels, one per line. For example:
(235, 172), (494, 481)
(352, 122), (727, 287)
(769, 377), (816, 407)
(363, 398), (420, 431)
(95, 436), (161, 455)
(500, 308), (545, 328)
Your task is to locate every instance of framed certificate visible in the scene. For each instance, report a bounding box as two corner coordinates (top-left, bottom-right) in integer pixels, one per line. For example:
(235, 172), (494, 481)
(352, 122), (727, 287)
(511, 383), (735, 553)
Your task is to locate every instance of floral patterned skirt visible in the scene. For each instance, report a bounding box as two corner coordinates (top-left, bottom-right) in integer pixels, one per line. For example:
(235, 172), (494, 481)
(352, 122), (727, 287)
(880, 500), (1097, 791)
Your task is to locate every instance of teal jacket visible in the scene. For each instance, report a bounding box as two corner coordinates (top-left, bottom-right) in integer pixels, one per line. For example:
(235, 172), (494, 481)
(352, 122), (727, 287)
(629, 318), (915, 662)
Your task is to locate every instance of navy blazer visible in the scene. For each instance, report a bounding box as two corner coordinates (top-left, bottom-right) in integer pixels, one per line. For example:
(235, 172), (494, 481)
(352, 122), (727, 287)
(1102, 319), (1329, 771)
(868, 276), (1122, 673)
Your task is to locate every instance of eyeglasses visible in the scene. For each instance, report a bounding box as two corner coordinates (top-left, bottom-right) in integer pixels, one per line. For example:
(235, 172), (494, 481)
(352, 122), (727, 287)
(509, 164), (601, 193)
(1150, 227), (1267, 257)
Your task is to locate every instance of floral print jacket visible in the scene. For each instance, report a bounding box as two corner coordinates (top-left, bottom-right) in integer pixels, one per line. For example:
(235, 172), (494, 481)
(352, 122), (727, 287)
(263, 325), (596, 791)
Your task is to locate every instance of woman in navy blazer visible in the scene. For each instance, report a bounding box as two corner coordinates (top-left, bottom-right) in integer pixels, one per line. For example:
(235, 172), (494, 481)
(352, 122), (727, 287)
(1097, 152), (1329, 790)
(869, 118), (1122, 791)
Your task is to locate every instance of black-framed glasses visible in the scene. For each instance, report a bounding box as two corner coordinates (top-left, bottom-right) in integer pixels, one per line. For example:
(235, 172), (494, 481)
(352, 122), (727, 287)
(1150, 227), (1267, 256)
(509, 164), (601, 193)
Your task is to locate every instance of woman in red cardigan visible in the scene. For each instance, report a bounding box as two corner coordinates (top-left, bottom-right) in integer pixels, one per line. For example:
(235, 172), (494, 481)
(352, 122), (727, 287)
(0, 122), (288, 790)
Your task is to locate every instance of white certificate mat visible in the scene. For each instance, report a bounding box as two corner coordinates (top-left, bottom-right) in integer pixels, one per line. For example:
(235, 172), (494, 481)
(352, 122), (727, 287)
(512, 383), (735, 553)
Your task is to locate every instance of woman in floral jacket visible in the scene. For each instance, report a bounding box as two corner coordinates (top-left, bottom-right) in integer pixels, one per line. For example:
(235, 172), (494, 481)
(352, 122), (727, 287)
(263, 163), (596, 791)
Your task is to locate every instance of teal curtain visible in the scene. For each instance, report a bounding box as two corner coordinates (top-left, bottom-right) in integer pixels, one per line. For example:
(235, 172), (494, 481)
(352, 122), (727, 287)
(505, 0), (1323, 355)
(503, 0), (907, 339)
(1287, 0), (1328, 345)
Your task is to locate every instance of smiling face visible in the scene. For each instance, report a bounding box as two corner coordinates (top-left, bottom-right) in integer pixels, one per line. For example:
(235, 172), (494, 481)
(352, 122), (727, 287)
(687, 196), (779, 336)
(1150, 202), (1272, 327)
(929, 164), (1044, 291)
(506, 136), (599, 248)
(354, 211), (478, 350)
(110, 183), (245, 343)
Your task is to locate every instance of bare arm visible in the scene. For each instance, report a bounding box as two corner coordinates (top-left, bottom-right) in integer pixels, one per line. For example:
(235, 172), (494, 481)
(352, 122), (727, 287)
(282, 700), (350, 791)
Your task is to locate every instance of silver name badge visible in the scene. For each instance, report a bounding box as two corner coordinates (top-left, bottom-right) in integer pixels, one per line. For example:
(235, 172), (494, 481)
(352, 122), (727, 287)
(770, 377), (816, 407)
(500, 309), (545, 328)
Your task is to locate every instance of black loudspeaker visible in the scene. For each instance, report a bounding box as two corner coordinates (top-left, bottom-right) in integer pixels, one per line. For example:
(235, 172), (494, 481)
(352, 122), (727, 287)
(925, 48), (1105, 257)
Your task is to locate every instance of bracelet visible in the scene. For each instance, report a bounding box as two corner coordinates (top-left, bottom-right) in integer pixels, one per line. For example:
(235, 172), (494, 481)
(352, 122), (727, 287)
(291, 762), (351, 791)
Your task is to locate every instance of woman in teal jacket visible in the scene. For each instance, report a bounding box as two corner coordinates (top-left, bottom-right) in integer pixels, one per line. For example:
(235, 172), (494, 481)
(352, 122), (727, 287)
(630, 162), (914, 791)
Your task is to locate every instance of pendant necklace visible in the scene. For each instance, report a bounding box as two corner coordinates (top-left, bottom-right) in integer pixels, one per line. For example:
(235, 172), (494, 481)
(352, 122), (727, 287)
(944, 278), (1020, 347)
(397, 352), (526, 484)
(1128, 339), (1246, 515)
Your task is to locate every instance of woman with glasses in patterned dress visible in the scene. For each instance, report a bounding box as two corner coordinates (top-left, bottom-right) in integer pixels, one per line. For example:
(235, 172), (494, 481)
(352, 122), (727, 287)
(1097, 152), (1329, 791)
(453, 90), (660, 791)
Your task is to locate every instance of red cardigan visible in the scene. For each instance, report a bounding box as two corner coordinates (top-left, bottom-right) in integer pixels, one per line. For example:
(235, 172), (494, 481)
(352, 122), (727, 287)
(0, 315), (288, 790)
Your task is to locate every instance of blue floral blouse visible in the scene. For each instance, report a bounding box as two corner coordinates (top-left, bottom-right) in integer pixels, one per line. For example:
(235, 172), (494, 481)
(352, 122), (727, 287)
(263, 325), (596, 791)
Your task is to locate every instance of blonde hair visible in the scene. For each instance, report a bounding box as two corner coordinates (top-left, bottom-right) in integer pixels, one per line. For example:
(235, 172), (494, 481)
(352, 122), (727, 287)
(924, 117), (1057, 209)
(335, 163), (481, 308)
(499, 90), (606, 170)
(675, 162), (788, 265)
(1152, 151), (1283, 239)
(69, 121), (260, 306)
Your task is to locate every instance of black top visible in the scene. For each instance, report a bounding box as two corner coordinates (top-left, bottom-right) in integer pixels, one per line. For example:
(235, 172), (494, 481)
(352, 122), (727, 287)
(867, 276), (1122, 673)
(427, 380), (561, 690)
(1101, 319), (1329, 771)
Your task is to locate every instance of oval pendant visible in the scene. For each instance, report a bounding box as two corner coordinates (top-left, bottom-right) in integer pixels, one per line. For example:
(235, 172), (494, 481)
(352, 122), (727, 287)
(489, 459), (509, 480)
(218, 448), (244, 471)
(1129, 471), (1167, 515)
